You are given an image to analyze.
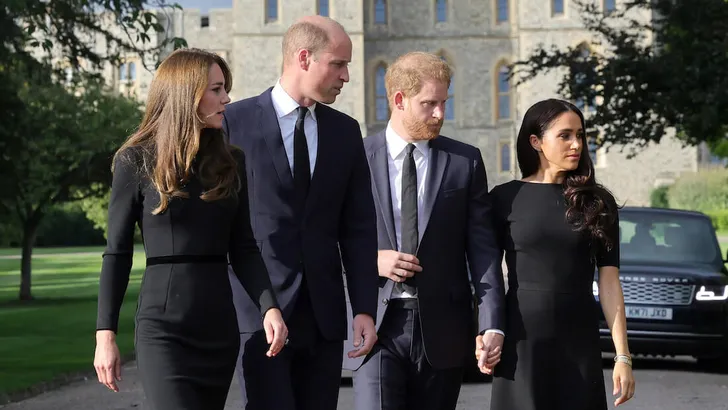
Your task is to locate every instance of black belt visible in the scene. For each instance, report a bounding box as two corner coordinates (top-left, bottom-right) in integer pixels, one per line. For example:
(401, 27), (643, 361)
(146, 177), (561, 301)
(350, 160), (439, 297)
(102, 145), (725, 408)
(146, 255), (228, 266)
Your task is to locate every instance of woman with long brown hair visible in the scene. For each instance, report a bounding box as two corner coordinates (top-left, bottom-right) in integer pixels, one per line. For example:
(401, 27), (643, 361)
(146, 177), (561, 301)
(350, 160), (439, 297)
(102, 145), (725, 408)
(93, 48), (287, 409)
(476, 99), (635, 409)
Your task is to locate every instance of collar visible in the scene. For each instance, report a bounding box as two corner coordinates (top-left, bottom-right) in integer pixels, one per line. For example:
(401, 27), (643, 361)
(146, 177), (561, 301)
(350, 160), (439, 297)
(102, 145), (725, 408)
(385, 122), (430, 160)
(271, 80), (318, 121)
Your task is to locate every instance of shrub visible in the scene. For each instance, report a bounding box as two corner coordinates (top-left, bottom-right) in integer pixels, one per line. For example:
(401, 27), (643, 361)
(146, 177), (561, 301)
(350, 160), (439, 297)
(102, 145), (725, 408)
(706, 210), (728, 232)
(650, 186), (670, 208)
(668, 169), (728, 212)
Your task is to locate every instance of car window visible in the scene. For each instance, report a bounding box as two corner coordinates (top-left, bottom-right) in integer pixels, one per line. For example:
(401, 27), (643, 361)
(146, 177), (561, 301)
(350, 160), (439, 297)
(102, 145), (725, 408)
(619, 212), (720, 265)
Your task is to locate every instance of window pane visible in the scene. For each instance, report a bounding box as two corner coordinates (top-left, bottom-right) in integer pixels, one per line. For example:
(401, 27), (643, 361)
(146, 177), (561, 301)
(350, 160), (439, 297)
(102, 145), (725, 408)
(267, 0), (278, 21)
(498, 95), (510, 119)
(128, 62), (136, 80)
(553, 0), (564, 14)
(498, 66), (509, 93)
(376, 98), (389, 121)
(318, 0), (329, 16)
(436, 0), (447, 22)
(376, 66), (388, 121)
(375, 0), (386, 23)
(119, 63), (127, 80)
(376, 66), (386, 95)
(497, 0), (508, 22)
(445, 78), (454, 120)
(500, 144), (511, 172)
(604, 0), (615, 12)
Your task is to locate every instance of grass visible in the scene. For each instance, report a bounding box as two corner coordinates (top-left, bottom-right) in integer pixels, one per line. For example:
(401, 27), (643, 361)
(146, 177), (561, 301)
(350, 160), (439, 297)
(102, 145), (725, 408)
(0, 247), (106, 257)
(0, 248), (145, 400)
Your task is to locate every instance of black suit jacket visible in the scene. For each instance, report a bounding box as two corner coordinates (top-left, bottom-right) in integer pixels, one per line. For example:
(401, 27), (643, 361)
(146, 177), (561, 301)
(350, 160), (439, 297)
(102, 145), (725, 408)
(223, 88), (379, 341)
(343, 131), (505, 370)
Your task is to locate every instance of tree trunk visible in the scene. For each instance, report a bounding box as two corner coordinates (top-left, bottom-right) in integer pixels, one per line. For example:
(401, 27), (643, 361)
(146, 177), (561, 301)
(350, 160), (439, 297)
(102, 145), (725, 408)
(19, 218), (40, 301)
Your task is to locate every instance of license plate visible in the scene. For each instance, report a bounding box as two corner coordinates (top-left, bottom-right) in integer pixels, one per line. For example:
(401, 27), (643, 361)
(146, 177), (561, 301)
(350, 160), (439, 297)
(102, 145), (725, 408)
(625, 306), (673, 320)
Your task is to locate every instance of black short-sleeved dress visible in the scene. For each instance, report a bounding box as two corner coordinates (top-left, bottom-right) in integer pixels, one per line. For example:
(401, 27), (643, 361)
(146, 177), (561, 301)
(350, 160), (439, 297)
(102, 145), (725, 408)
(96, 146), (278, 410)
(489, 180), (619, 410)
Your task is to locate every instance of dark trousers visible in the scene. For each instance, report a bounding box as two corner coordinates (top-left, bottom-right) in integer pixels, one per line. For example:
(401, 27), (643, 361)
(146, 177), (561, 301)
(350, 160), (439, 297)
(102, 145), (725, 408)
(236, 282), (344, 410)
(352, 299), (463, 410)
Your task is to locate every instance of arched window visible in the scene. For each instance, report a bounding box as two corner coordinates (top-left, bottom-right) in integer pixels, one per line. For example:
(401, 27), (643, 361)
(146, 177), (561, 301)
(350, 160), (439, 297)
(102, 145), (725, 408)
(496, 63), (511, 120)
(375, 64), (389, 122)
(574, 44), (595, 113)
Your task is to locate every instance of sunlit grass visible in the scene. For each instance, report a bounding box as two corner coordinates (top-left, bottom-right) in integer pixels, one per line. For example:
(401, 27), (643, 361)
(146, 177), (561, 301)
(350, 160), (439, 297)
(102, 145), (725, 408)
(0, 249), (145, 397)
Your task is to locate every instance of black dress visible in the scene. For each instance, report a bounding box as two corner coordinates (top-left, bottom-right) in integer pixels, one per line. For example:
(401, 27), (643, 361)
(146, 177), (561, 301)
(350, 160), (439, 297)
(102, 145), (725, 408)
(96, 147), (278, 410)
(489, 180), (619, 410)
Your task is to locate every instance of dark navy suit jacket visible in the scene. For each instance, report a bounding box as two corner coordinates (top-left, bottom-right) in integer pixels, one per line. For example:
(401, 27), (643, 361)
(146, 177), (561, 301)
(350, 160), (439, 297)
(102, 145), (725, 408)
(223, 88), (379, 341)
(343, 131), (505, 370)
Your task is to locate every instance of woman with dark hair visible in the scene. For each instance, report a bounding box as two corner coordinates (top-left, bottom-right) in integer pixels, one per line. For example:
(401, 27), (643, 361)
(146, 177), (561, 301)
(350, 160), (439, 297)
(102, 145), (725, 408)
(476, 99), (635, 409)
(93, 48), (288, 409)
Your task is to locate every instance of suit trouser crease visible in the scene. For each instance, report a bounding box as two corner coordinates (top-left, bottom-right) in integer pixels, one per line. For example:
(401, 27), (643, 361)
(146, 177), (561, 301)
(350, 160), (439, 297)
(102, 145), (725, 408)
(353, 304), (463, 410)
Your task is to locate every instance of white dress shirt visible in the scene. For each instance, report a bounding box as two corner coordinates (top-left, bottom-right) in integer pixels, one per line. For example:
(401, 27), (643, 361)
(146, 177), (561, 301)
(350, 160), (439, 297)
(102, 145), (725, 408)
(271, 80), (318, 175)
(384, 123), (505, 337)
(385, 123), (429, 299)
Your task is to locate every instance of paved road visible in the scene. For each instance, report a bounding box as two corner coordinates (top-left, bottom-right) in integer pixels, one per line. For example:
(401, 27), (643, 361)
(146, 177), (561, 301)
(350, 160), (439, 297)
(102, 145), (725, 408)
(2, 357), (727, 410)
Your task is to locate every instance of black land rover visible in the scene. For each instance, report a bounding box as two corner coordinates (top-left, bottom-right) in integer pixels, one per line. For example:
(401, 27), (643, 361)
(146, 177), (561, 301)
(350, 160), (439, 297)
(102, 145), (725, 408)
(594, 207), (728, 372)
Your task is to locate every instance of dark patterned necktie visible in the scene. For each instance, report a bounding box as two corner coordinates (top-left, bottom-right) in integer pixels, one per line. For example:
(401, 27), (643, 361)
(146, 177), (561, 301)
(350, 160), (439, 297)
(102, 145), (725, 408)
(398, 143), (418, 294)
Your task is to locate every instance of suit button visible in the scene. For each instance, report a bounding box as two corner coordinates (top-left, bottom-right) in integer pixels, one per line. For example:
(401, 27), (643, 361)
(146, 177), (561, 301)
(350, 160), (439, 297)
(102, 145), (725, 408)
(382, 298), (388, 305)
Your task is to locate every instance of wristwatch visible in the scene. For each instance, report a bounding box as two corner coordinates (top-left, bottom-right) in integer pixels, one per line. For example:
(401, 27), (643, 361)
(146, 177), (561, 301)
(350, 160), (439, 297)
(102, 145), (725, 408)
(614, 354), (632, 367)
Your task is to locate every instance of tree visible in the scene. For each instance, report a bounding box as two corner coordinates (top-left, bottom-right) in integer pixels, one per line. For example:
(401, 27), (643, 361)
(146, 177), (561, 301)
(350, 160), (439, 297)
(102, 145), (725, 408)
(1, 62), (142, 300)
(6, 0), (186, 69)
(512, 0), (728, 154)
(0, 0), (186, 300)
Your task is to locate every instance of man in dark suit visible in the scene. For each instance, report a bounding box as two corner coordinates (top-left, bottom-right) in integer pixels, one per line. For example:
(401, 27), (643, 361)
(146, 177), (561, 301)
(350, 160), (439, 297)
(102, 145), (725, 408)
(223, 16), (379, 410)
(342, 51), (506, 410)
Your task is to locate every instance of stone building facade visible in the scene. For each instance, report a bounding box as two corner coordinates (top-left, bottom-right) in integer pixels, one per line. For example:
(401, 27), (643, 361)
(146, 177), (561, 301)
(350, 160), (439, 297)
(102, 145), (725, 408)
(103, 0), (714, 205)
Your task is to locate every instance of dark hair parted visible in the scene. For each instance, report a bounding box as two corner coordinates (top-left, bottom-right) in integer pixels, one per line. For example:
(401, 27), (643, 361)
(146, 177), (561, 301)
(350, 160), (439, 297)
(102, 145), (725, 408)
(516, 98), (620, 251)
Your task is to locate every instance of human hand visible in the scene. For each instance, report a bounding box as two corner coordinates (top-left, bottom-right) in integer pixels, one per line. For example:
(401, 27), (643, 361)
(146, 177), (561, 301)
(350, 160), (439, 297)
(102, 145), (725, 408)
(613, 360), (635, 406)
(377, 250), (422, 282)
(348, 314), (378, 358)
(475, 332), (504, 375)
(263, 308), (288, 357)
(94, 330), (121, 392)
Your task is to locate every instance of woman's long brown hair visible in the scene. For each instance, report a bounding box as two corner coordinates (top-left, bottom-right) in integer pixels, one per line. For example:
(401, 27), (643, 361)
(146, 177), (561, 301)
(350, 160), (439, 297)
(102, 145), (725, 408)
(113, 48), (238, 214)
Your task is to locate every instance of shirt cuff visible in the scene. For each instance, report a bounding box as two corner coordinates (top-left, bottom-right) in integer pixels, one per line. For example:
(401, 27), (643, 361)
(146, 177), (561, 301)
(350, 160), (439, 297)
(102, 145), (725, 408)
(483, 329), (505, 337)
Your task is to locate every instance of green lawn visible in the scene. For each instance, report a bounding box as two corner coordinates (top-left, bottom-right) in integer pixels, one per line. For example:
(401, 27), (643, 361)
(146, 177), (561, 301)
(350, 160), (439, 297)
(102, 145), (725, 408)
(0, 247), (106, 257)
(0, 248), (145, 399)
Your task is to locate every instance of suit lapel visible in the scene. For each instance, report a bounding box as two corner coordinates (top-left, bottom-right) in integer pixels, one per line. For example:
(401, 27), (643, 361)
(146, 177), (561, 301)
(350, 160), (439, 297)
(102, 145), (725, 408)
(369, 132), (397, 250)
(257, 90), (293, 188)
(419, 138), (448, 246)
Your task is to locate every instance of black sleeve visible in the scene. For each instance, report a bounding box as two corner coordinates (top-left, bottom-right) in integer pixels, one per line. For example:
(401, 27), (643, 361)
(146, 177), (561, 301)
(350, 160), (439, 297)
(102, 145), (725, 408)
(228, 149), (279, 315)
(339, 122), (379, 320)
(466, 151), (506, 334)
(96, 150), (142, 333)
